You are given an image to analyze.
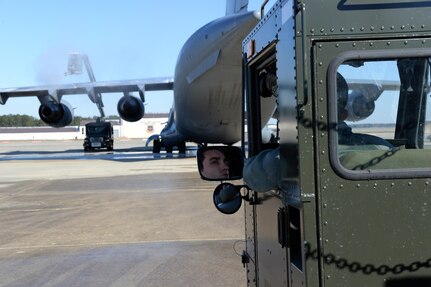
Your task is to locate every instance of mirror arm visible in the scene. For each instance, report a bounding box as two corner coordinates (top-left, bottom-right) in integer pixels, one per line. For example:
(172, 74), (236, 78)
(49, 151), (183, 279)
(239, 185), (258, 205)
(221, 183), (254, 202)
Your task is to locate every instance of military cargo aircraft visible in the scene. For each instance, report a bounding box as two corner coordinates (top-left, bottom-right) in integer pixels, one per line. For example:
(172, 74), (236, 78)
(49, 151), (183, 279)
(0, 0), (260, 153)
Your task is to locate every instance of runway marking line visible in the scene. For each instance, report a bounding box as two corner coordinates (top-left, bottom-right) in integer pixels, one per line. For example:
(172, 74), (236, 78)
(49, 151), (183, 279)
(0, 237), (244, 251)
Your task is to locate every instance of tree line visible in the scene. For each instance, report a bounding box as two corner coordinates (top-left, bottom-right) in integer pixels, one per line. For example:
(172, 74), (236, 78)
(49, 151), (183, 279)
(0, 114), (119, 127)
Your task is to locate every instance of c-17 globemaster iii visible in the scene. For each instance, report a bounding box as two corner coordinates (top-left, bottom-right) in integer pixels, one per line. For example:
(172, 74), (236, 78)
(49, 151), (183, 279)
(0, 0), (260, 153)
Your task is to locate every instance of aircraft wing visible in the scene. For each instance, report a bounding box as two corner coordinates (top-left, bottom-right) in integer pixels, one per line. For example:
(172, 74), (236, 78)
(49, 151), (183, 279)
(0, 77), (174, 105)
(348, 79), (400, 92)
(347, 79), (401, 101)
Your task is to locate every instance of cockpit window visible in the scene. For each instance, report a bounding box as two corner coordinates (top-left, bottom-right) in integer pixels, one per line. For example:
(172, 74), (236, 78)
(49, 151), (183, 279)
(331, 55), (431, 177)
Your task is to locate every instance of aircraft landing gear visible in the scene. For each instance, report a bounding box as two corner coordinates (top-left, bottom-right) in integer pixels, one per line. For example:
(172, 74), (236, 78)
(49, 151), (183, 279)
(165, 146), (173, 153)
(178, 142), (186, 154)
(153, 139), (161, 153)
(152, 139), (186, 154)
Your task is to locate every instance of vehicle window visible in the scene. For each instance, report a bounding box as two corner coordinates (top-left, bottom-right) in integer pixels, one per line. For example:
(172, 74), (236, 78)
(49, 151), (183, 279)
(334, 57), (431, 172)
(258, 66), (279, 149)
(246, 52), (280, 156)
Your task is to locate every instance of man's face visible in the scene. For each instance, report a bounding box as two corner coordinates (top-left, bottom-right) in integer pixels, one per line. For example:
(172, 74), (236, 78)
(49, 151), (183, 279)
(201, 149), (229, 179)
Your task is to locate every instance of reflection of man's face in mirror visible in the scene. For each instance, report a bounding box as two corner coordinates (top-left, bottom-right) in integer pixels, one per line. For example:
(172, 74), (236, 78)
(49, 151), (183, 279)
(201, 149), (229, 179)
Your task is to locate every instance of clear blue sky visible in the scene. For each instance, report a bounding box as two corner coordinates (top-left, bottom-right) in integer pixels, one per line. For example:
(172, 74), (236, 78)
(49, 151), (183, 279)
(0, 0), (272, 118)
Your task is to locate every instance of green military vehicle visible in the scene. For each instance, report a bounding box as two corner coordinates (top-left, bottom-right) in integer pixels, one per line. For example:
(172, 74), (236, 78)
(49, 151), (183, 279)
(83, 121), (114, 152)
(197, 1), (431, 286)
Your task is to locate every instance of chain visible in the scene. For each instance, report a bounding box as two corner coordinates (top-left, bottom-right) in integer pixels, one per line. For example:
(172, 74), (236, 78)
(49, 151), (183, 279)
(305, 243), (431, 275)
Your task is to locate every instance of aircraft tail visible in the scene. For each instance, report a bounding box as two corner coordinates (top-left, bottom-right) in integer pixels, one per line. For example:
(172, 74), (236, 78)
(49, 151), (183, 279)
(225, 0), (249, 15)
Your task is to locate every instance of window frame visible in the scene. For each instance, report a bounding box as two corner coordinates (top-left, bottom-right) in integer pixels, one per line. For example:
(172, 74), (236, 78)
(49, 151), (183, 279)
(328, 48), (431, 180)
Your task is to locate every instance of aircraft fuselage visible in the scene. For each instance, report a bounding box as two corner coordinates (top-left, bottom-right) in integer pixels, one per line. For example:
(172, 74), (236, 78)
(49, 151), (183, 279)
(172, 11), (259, 145)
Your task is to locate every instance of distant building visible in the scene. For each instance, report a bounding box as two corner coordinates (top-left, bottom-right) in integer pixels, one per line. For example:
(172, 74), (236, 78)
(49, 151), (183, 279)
(0, 113), (169, 141)
(119, 113), (168, 139)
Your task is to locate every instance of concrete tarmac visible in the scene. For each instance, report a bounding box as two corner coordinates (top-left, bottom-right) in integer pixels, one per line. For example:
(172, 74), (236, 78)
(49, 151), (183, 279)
(0, 140), (247, 287)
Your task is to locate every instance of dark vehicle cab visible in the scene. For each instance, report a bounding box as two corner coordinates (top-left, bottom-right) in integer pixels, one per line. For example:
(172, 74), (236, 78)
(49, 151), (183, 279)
(83, 121), (114, 151)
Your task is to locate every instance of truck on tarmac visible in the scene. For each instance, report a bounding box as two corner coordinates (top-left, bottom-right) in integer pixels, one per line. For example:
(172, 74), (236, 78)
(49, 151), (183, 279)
(197, 1), (431, 286)
(83, 121), (114, 151)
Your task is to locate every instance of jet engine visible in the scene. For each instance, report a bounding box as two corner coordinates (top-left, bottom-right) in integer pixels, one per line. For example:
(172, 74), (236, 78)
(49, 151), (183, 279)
(38, 100), (74, 128)
(345, 83), (383, 122)
(345, 91), (376, 122)
(117, 95), (144, 122)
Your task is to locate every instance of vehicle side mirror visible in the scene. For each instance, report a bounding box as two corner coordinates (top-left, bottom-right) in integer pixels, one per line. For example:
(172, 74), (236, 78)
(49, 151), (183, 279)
(196, 146), (243, 181)
(213, 183), (243, 214)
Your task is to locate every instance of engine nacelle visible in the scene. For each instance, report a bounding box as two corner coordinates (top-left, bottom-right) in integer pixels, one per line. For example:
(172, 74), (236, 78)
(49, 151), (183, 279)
(117, 95), (144, 122)
(344, 82), (383, 122)
(38, 100), (74, 128)
(345, 91), (376, 122)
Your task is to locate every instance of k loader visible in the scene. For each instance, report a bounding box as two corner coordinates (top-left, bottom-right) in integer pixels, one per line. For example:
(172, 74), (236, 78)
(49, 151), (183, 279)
(197, 1), (431, 286)
(83, 121), (114, 152)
